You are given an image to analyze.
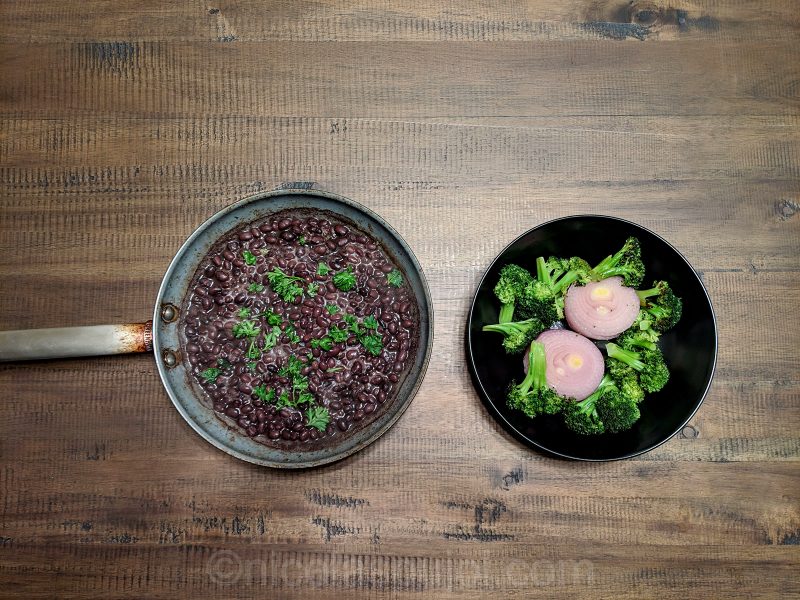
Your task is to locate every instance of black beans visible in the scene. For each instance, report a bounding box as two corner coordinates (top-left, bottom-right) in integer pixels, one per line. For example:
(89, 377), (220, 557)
(184, 209), (419, 449)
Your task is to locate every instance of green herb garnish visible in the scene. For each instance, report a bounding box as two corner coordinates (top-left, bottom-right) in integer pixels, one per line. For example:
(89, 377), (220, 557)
(253, 385), (275, 404)
(362, 315), (379, 330)
(342, 314), (361, 336)
(276, 391), (291, 408)
(333, 266), (356, 292)
(306, 406), (331, 432)
(247, 282), (265, 293)
(237, 307), (252, 319)
(328, 325), (348, 343)
(360, 333), (383, 356)
(279, 355), (304, 379)
(326, 366), (343, 373)
(232, 320), (260, 339)
(325, 304), (340, 315)
(306, 282), (319, 298)
(200, 367), (222, 383)
(310, 336), (334, 351)
(216, 358), (231, 369)
(387, 269), (403, 287)
(266, 267), (305, 303)
(242, 250), (257, 265)
(298, 235), (307, 246)
(246, 361), (258, 371)
(262, 325), (281, 350)
(284, 325), (300, 344)
(261, 309), (282, 326)
(317, 262), (331, 276)
(245, 339), (262, 360)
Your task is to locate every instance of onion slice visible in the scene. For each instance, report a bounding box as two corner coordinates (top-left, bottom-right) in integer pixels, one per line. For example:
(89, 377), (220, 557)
(524, 329), (605, 401)
(564, 277), (640, 340)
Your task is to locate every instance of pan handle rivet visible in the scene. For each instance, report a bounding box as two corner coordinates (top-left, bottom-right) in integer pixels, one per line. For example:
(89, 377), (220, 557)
(160, 304), (179, 323)
(163, 349), (178, 368)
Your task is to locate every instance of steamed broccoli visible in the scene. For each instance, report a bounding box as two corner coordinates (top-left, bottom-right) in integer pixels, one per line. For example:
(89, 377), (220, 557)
(506, 341), (565, 417)
(482, 318), (547, 354)
(517, 256), (592, 323)
(493, 264), (534, 324)
(606, 342), (669, 393)
(616, 327), (661, 351)
(590, 237), (645, 288)
(563, 374), (641, 435)
(636, 280), (683, 332)
(562, 376), (614, 435)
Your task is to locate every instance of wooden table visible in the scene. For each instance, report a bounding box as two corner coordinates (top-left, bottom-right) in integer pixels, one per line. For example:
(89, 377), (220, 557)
(1, 1), (798, 597)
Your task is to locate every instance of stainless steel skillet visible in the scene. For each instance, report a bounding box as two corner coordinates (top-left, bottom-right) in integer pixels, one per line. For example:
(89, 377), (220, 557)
(0, 185), (434, 468)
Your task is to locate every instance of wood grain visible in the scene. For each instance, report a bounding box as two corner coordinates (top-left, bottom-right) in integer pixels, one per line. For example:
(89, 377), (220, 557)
(1, 0), (799, 598)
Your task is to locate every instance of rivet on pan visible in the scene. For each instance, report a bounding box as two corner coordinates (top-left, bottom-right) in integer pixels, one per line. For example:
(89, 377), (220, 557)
(160, 303), (179, 323)
(679, 424), (699, 439)
(163, 349), (179, 368)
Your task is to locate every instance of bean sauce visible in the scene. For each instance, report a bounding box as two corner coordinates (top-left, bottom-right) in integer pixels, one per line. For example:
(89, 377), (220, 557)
(181, 209), (419, 449)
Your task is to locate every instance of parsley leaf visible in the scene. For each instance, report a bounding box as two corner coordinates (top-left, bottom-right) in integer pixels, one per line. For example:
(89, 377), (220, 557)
(253, 385), (275, 404)
(237, 307), (252, 319)
(296, 391), (315, 406)
(262, 325), (281, 350)
(342, 314), (361, 336)
(310, 336), (333, 351)
(279, 355), (304, 379)
(328, 325), (348, 343)
(332, 266), (356, 292)
(232, 320), (260, 338)
(276, 391), (292, 408)
(261, 309), (282, 326)
(298, 235), (307, 246)
(317, 262), (331, 276)
(247, 282), (265, 293)
(245, 338), (261, 360)
(242, 250), (257, 265)
(306, 406), (331, 432)
(306, 282), (319, 298)
(246, 361), (258, 371)
(200, 367), (222, 383)
(387, 269), (404, 287)
(325, 304), (340, 315)
(216, 358), (231, 369)
(362, 315), (379, 330)
(266, 268), (305, 303)
(285, 325), (301, 344)
(360, 333), (383, 356)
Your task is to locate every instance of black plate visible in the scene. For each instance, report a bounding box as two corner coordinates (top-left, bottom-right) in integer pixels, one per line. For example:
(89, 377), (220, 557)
(466, 215), (717, 461)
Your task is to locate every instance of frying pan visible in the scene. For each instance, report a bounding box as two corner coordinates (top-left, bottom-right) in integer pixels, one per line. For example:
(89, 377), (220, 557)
(0, 184), (434, 468)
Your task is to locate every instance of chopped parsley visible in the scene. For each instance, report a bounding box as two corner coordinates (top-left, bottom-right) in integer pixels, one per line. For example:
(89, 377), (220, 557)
(360, 333), (383, 356)
(325, 304), (340, 315)
(237, 307), (252, 319)
(246, 361), (258, 371)
(306, 406), (331, 432)
(328, 325), (348, 343)
(387, 269), (404, 287)
(253, 385), (275, 404)
(247, 282), (265, 293)
(285, 325), (301, 344)
(332, 266), (356, 292)
(317, 262), (331, 276)
(200, 367), (222, 383)
(262, 325), (281, 350)
(245, 339), (261, 360)
(232, 320), (260, 339)
(242, 250), (257, 265)
(266, 267), (305, 303)
(310, 336), (334, 351)
(306, 282), (319, 298)
(362, 315), (379, 330)
(216, 358), (231, 369)
(297, 235), (307, 246)
(261, 309), (282, 326)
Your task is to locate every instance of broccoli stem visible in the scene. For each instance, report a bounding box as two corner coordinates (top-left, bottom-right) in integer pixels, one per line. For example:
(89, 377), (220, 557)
(636, 287), (660, 302)
(528, 341), (548, 391)
(606, 343), (646, 371)
(535, 257), (551, 286)
(498, 303), (515, 324)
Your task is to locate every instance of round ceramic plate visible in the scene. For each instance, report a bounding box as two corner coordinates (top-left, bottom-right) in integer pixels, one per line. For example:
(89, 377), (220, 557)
(466, 215), (717, 461)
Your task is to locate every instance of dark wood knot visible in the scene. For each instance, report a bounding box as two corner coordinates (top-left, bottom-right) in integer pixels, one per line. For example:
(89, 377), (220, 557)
(629, 1), (663, 27)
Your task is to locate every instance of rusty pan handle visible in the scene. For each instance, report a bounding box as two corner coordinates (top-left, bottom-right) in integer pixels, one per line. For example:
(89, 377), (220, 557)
(0, 321), (153, 362)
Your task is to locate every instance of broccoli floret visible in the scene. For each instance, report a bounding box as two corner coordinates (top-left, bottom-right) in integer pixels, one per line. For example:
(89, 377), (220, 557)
(493, 264), (534, 324)
(636, 280), (683, 332)
(595, 387), (641, 433)
(616, 371), (646, 404)
(606, 342), (669, 393)
(616, 327), (661, 351)
(506, 341), (565, 417)
(482, 318), (547, 354)
(562, 375), (616, 435)
(516, 256), (591, 323)
(590, 237), (645, 288)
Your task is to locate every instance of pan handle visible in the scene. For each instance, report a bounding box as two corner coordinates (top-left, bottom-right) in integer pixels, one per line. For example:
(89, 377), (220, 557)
(0, 321), (153, 362)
